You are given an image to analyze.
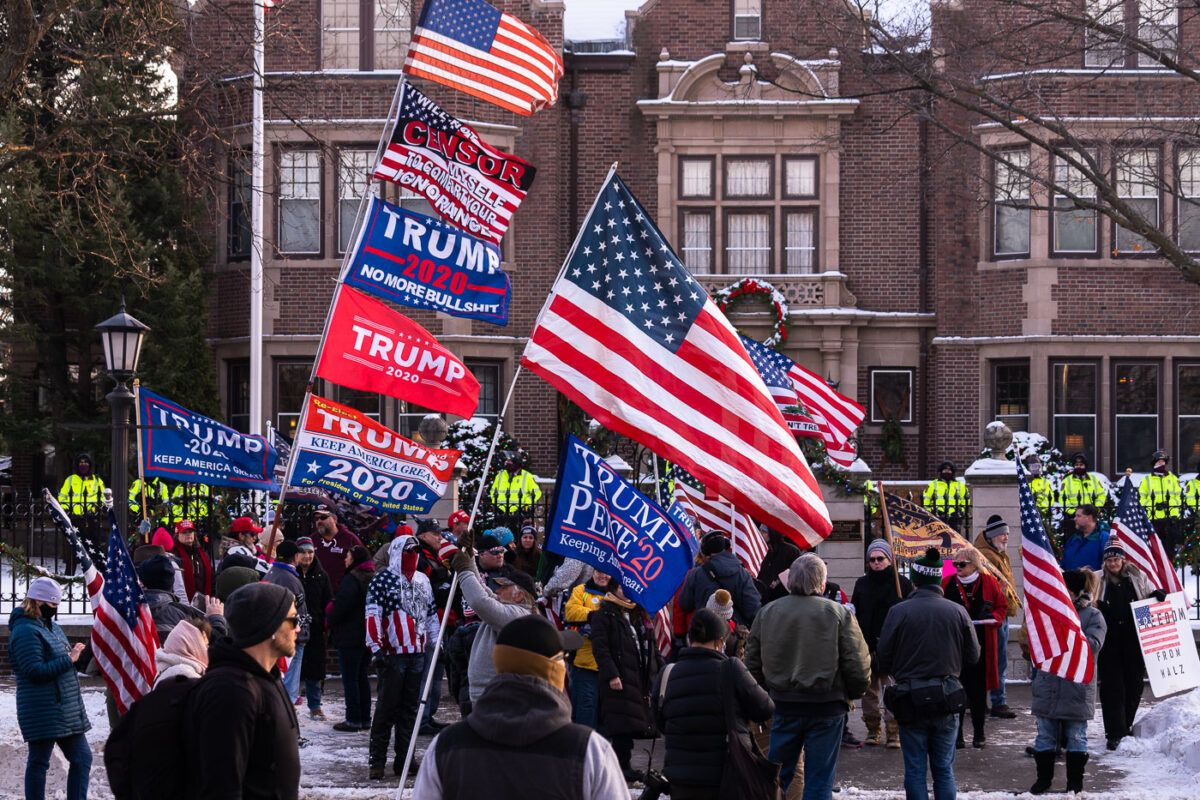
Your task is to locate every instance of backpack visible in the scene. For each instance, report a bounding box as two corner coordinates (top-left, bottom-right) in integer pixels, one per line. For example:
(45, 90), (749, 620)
(104, 675), (199, 800)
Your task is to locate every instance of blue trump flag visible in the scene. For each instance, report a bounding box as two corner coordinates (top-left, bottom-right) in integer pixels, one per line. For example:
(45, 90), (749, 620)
(344, 195), (510, 325)
(546, 434), (694, 613)
(137, 388), (280, 491)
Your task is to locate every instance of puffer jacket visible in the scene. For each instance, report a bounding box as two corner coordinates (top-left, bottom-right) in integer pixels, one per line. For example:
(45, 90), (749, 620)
(1031, 592), (1107, 721)
(590, 598), (662, 738)
(8, 607), (91, 742)
(563, 580), (606, 671)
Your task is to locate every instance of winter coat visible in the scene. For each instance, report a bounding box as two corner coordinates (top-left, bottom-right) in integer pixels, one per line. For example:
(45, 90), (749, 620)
(505, 545), (542, 578)
(327, 561), (374, 650)
(314, 524), (364, 592)
(757, 537), (803, 604)
(459, 570), (537, 703)
(677, 551), (762, 626)
(298, 560), (333, 680)
(1096, 563), (1156, 660)
(1031, 593), (1107, 721)
(8, 607), (91, 742)
(589, 598), (663, 738)
(263, 562), (311, 645)
(652, 646), (773, 788)
(563, 580), (607, 671)
(173, 542), (214, 602)
(877, 585), (980, 682)
(543, 557), (592, 600)
(850, 568), (914, 654)
(144, 588), (229, 640)
(184, 640), (300, 800)
(974, 532), (1021, 617)
(941, 571), (1007, 690)
(1061, 523), (1109, 572)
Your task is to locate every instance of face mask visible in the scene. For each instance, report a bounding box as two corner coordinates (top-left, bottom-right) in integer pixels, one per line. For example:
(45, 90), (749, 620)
(77, 463), (90, 476)
(1027, 463), (1042, 476)
(1074, 466), (1087, 476)
(1154, 463), (1167, 475)
(940, 471), (953, 482)
(39, 603), (57, 620)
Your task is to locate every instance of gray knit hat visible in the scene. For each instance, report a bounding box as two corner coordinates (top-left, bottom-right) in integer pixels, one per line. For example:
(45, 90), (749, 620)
(983, 515), (1009, 541)
(226, 582), (295, 648)
(705, 588), (734, 622)
(866, 538), (893, 561)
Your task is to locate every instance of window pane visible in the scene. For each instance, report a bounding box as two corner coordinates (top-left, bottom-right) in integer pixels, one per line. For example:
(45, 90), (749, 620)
(1138, 0), (1178, 65)
(996, 204), (1030, 255)
(871, 371), (913, 423)
(399, 189), (436, 219)
(725, 159), (771, 198)
(279, 151), (320, 253)
(1180, 150), (1200, 251)
(995, 362), (1030, 419)
(338, 150), (373, 252)
(994, 150), (1030, 255)
(227, 360), (250, 433)
(322, 0), (359, 69)
(1115, 416), (1157, 473)
(1178, 417), (1200, 474)
(733, 0), (761, 40)
(1180, 199), (1200, 252)
(276, 363), (310, 438)
(374, 0), (411, 70)
(784, 211), (815, 274)
(1053, 155), (1097, 252)
(680, 159), (712, 198)
(1114, 363), (1158, 414)
(1053, 363), (1096, 414)
(681, 213), (712, 273)
(1054, 415), (1096, 467)
(229, 153), (252, 258)
(1115, 149), (1158, 253)
(466, 361), (500, 421)
(785, 159), (816, 197)
(1084, 0), (1124, 67)
(1179, 365), (1200, 415)
(396, 400), (434, 439)
(726, 212), (770, 272)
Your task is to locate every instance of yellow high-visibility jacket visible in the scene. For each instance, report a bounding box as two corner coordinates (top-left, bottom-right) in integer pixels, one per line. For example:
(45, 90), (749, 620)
(922, 479), (967, 515)
(1060, 473), (1104, 515)
(1029, 476), (1055, 515)
(57, 474), (105, 516)
(1138, 472), (1182, 520)
(489, 469), (542, 512)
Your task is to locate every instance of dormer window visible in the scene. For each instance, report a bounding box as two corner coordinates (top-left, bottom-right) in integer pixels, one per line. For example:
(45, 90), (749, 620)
(733, 0), (761, 41)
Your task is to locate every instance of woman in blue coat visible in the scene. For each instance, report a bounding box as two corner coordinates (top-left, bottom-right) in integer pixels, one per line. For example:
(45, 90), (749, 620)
(9, 577), (91, 800)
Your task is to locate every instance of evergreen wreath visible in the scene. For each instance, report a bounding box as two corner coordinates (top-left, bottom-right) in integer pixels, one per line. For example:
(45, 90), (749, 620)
(713, 278), (790, 347)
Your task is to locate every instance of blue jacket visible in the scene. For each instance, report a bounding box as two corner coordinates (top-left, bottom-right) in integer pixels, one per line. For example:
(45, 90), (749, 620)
(677, 551), (762, 626)
(8, 607), (91, 742)
(1061, 522), (1109, 572)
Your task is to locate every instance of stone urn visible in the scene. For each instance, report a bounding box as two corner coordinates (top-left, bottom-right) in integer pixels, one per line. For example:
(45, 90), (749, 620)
(984, 420), (1013, 460)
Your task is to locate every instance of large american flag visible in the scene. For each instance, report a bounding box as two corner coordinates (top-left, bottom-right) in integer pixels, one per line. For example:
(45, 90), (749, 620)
(404, 0), (563, 116)
(671, 467), (769, 575)
(1112, 482), (1186, 600)
(522, 173), (832, 549)
(365, 569), (438, 655)
(44, 491), (159, 713)
(1017, 464), (1094, 683)
(738, 334), (862, 467)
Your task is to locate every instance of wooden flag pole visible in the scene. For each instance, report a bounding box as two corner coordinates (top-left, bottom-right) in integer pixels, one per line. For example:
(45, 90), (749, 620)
(877, 480), (904, 598)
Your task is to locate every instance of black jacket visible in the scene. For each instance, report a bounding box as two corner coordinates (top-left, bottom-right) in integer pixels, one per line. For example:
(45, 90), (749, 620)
(184, 641), (300, 800)
(677, 551), (762, 626)
(590, 600), (662, 738)
(851, 569), (914, 654)
(876, 585), (980, 682)
(298, 561), (333, 680)
(757, 537), (802, 603)
(327, 562), (374, 650)
(652, 647), (773, 788)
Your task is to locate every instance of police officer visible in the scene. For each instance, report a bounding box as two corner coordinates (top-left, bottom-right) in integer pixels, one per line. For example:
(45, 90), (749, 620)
(129, 476), (171, 524)
(171, 481), (214, 526)
(923, 461), (968, 531)
(488, 452), (542, 516)
(56, 453), (105, 517)
(1138, 450), (1183, 563)
(1024, 454), (1056, 526)
(1059, 454), (1104, 541)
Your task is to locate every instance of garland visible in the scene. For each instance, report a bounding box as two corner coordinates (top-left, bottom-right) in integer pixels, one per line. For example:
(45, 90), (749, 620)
(713, 278), (790, 347)
(0, 542), (85, 585)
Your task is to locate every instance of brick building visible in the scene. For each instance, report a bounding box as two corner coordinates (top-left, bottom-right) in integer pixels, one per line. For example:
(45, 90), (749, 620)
(182, 0), (1200, 485)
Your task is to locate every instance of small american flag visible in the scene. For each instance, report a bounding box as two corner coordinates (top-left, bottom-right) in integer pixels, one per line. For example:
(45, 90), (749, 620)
(44, 492), (159, 713)
(671, 467), (769, 575)
(1134, 601), (1182, 654)
(1017, 464), (1094, 683)
(404, 0), (563, 116)
(653, 604), (673, 659)
(522, 173), (831, 549)
(1112, 482), (1187, 601)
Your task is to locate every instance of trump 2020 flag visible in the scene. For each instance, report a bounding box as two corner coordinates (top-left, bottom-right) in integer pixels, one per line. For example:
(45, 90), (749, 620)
(404, 0), (563, 116)
(138, 388), (279, 491)
(546, 435), (694, 613)
(522, 173), (832, 548)
(316, 285), (480, 418)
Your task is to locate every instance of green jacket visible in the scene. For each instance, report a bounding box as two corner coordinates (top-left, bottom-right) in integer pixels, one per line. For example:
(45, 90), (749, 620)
(745, 594), (871, 705)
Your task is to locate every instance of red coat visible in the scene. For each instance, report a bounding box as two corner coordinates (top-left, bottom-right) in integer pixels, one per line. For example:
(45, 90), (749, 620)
(941, 572), (1006, 690)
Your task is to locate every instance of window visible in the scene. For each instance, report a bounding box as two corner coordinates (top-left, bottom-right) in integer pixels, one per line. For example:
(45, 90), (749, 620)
(1137, 0), (1178, 66)
(724, 158), (771, 199)
(1177, 364), (1200, 474)
(229, 152), (252, 259)
(338, 149), (374, 253)
(726, 213), (771, 273)
(227, 360), (250, 433)
(994, 361), (1030, 433)
(783, 157), (817, 199)
(1113, 362), (1159, 472)
(274, 361), (311, 437)
(322, 0), (359, 70)
(1114, 148), (1159, 255)
(322, 0), (410, 71)
(870, 369), (913, 423)
(680, 211), (713, 273)
(1084, 0), (1177, 68)
(399, 187), (436, 220)
(680, 158), (714, 199)
(465, 359), (501, 423)
(784, 211), (816, 274)
(993, 149), (1030, 257)
(1052, 153), (1098, 255)
(330, 384), (382, 420)
(396, 400), (436, 440)
(278, 150), (321, 254)
(374, 0), (410, 70)
(1052, 362), (1098, 467)
(1084, 0), (1124, 67)
(1178, 148), (1200, 251)
(732, 0), (761, 40)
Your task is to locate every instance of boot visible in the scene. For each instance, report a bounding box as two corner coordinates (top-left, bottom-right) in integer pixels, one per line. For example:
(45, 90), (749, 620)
(865, 722), (883, 746)
(885, 719), (901, 749)
(1065, 751), (1088, 794)
(1029, 750), (1056, 795)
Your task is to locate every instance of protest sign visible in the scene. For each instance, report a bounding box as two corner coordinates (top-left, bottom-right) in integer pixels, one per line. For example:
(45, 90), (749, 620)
(1133, 592), (1200, 697)
(138, 388), (279, 491)
(292, 395), (461, 515)
(545, 435), (694, 613)
(344, 196), (510, 325)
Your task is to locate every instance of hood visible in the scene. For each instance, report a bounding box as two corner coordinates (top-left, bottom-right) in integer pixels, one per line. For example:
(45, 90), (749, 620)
(466, 673), (572, 746)
(75, 452), (94, 471)
(388, 536), (416, 578)
(8, 606), (31, 629)
(1073, 591), (1094, 611)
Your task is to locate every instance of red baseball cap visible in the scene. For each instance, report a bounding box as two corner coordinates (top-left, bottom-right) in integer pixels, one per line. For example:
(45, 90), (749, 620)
(231, 516), (263, 534)
(175, 520), (195, 534)
(448, 510), (470, 527)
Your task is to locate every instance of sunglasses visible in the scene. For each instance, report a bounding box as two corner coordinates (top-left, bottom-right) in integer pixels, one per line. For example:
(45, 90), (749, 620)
(485, 547), (506, 555)
(867, 556), (889, 563)
(952, 561), (970, 568)
(282, 616), (300, 629)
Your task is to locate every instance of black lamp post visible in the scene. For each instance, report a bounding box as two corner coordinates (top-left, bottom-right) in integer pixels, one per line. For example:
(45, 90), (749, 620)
(95, 299), (149, 538)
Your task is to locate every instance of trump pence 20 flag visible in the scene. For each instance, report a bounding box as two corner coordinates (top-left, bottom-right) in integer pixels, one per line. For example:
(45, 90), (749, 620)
(522, 174), (832, 548)
(404, 0), (563, 116)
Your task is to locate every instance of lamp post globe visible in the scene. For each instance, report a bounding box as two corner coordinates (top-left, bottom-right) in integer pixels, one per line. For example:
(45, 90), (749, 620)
(95, 299), (149, 538)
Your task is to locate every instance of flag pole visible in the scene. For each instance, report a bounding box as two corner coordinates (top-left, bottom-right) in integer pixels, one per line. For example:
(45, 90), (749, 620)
(877, 480), (903, 598)
(132, 379), (149, 537)
(249, 0), (266, 440)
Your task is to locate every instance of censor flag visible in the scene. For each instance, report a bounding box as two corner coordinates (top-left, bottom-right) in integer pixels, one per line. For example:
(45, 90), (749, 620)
(1112, 482), (1187, 601)
(522, 173), (832, 548)
(373, 83), (535, 245)
(1017, 463), (1094, 683)
(317, 285), (480, 418)
(404, 0), (563, 116)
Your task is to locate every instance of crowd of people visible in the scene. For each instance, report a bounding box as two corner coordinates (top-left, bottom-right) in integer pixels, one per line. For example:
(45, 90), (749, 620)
(12, 488), (1173, 800)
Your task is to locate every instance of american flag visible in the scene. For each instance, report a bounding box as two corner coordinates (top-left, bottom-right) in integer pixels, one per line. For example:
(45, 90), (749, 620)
(671, 467), (769, 575)
(372, 83), (535, 245)
(43, 491), (159, 713)
(653, 604), (673, 658)
(522, 173), (832, 549)
(1112, 482), (1187, 600)
(365, 569), (437, 655)
(1133, 600), (1182, 655)
(1017, 464), (1094, 683)
(404, 0), (563, 116)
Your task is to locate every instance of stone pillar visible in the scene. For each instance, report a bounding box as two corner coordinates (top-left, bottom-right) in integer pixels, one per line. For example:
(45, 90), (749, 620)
(817, 462), (872, 592)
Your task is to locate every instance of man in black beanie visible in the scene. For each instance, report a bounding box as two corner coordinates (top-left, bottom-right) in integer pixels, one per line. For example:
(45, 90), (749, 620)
(185, 582), (302, 800)
(412, 615), (626, 799)
(677, 531), (762, 626)
(137, 554), (227, 640)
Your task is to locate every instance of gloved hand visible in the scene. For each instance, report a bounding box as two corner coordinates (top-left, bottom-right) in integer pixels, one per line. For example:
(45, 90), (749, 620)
(450, 549), (475, 574)
(372, 653), (389, 671)
(1151, 589), (1168, 602)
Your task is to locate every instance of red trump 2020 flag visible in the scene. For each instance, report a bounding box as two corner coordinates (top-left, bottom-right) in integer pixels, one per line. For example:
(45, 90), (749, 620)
(522, 173), (832, 548)
(317, 285), (480, 418)
(404, 0), (563, 116)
